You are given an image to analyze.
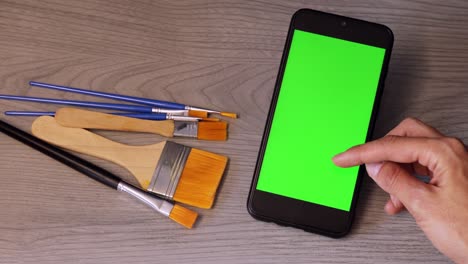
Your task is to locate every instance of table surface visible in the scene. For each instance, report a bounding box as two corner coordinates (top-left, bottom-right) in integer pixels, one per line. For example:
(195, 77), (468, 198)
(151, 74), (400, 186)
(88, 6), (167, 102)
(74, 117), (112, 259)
(1, 1), (467, 263)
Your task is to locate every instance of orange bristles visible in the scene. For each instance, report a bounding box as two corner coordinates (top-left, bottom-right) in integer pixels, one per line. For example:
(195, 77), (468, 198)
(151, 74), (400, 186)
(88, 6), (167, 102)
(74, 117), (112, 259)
(188, 110), (208, 118)
(169, 204), (198, 229)
(190, 109), (237, 119)
(201, 117), (220, 122)
(173, 148), (228, 209)
(197, 121), (228, 141)
(220, 112), (237, 118)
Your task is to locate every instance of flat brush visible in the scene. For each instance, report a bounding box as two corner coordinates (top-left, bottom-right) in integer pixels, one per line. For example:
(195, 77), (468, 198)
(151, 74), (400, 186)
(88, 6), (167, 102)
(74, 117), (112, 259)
(4, 111), (220, 122)
(32, 116), (229, 209)
(54, 108), (227, 141)
(0, 95), (202, 121)
(0, 119), (198, 228)
(30, 81), (237, 118)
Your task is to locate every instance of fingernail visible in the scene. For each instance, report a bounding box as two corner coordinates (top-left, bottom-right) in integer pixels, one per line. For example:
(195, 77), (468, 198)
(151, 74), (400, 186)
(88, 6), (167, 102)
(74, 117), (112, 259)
(384, 200), (394, 213)
(366, 162), (383, 178)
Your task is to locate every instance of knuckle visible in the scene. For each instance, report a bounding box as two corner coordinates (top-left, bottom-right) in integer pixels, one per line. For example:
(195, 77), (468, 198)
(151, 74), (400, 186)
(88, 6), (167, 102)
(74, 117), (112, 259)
(441, 137), (466, 154)
(381, 135), (400, 146)
(383, 135), (399, 142)
(401, 117), (421, 127)
(427, 137), (447, 151)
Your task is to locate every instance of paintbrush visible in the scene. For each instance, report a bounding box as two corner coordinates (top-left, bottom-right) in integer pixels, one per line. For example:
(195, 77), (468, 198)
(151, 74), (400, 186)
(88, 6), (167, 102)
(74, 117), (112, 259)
(30, 81), (238, 118)
(0, 95), (205, 121)
(4, 111), (220, 122)
(32, 116), (228, 209)
(53, 108), (227, 141)
(0, 119), (198, 228)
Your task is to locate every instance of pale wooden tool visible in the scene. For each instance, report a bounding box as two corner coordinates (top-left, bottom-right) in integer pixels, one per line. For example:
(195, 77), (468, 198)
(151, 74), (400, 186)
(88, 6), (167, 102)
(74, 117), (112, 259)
(55, 108), (227, 141)
(56, 107), (175, 137)
(32, 116), (228, 208)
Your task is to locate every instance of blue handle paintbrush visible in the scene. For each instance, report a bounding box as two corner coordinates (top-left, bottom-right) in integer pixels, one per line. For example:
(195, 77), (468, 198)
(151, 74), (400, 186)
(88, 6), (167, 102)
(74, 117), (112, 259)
(4, 111), (185, 121)
(30, 81), (237, 118)
(0, 95), (201, 121)
(4, 110), (220, 122)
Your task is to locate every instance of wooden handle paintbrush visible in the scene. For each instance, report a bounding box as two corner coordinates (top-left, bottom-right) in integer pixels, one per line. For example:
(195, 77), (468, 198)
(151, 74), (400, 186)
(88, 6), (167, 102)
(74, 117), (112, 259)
(32, 116), (228, 209)
(0, 119), (197, 228)
(54, 107), (227, 141)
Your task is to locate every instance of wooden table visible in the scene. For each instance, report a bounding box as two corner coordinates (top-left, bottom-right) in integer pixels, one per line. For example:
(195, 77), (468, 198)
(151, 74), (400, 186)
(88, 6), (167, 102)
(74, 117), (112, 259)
(0, 1), (466, 263)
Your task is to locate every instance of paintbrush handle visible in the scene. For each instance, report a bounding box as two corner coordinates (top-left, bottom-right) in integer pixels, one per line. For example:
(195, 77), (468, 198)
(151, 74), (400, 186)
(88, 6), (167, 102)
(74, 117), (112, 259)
(0, 95), (154, 113)
(30, 81), (186, 110)
(0, 119), (121, 189)
(5, 111), (171, 120)
(0, 118), (193, 228)
(31, 116), (165, 187)
(55, 108), (175, 137)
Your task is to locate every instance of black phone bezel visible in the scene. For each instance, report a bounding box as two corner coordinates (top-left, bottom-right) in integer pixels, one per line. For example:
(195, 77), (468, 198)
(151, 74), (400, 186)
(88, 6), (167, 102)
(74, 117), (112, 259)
(247, 9), (394, 238)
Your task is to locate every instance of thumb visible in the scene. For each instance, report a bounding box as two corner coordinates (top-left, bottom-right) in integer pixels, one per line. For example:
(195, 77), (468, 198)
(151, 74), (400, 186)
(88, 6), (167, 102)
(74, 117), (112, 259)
(365, 162), (428, 207)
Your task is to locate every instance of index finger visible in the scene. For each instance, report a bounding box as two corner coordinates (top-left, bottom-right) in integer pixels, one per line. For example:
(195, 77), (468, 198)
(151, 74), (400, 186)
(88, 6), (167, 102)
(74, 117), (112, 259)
(332, 136), (447, 171)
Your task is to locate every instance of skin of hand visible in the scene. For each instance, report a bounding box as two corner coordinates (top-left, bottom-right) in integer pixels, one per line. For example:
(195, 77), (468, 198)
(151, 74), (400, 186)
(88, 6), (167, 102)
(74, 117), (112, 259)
(332, 118), (468, 263)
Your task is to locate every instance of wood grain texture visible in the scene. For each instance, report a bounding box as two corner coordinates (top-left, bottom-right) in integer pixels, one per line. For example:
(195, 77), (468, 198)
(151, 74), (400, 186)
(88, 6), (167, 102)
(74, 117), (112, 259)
(0, 0), (467, 263)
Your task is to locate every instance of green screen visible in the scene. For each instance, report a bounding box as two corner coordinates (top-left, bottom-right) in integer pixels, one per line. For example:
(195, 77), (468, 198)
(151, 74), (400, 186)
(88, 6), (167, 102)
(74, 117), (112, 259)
(256, 29), (385, 212)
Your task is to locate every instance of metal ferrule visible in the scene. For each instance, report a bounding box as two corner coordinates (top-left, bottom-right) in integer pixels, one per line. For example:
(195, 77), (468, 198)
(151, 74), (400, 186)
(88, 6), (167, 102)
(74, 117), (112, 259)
(151, 108), (188, 116)
(168, 115), (201, 122)
(147, 141), (192, 199)
(173, 121), (198, 138)
(117, 182), (174, 216)
(185, 105), (220, 114)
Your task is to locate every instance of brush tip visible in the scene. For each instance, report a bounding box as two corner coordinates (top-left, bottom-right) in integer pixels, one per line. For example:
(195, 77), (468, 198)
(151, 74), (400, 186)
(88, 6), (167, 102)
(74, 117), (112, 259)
(197, 121), (228, 141)
(169, 204), (198, 229)
(220, 112), (237, 118)
(173, 148), (228, 209)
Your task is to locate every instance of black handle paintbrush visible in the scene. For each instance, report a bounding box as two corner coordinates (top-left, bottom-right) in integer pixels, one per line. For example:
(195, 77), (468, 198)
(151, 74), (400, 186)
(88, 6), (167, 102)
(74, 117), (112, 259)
(0, 119), (198, 228)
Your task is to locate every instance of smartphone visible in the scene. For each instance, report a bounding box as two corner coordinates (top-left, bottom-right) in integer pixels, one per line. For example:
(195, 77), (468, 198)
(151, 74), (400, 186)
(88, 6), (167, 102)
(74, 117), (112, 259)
(247, 9), (393, 237)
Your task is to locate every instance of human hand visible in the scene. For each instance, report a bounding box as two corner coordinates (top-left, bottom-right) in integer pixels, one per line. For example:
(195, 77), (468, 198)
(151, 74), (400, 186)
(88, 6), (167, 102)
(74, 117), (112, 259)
(332, 118), (468, 263)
